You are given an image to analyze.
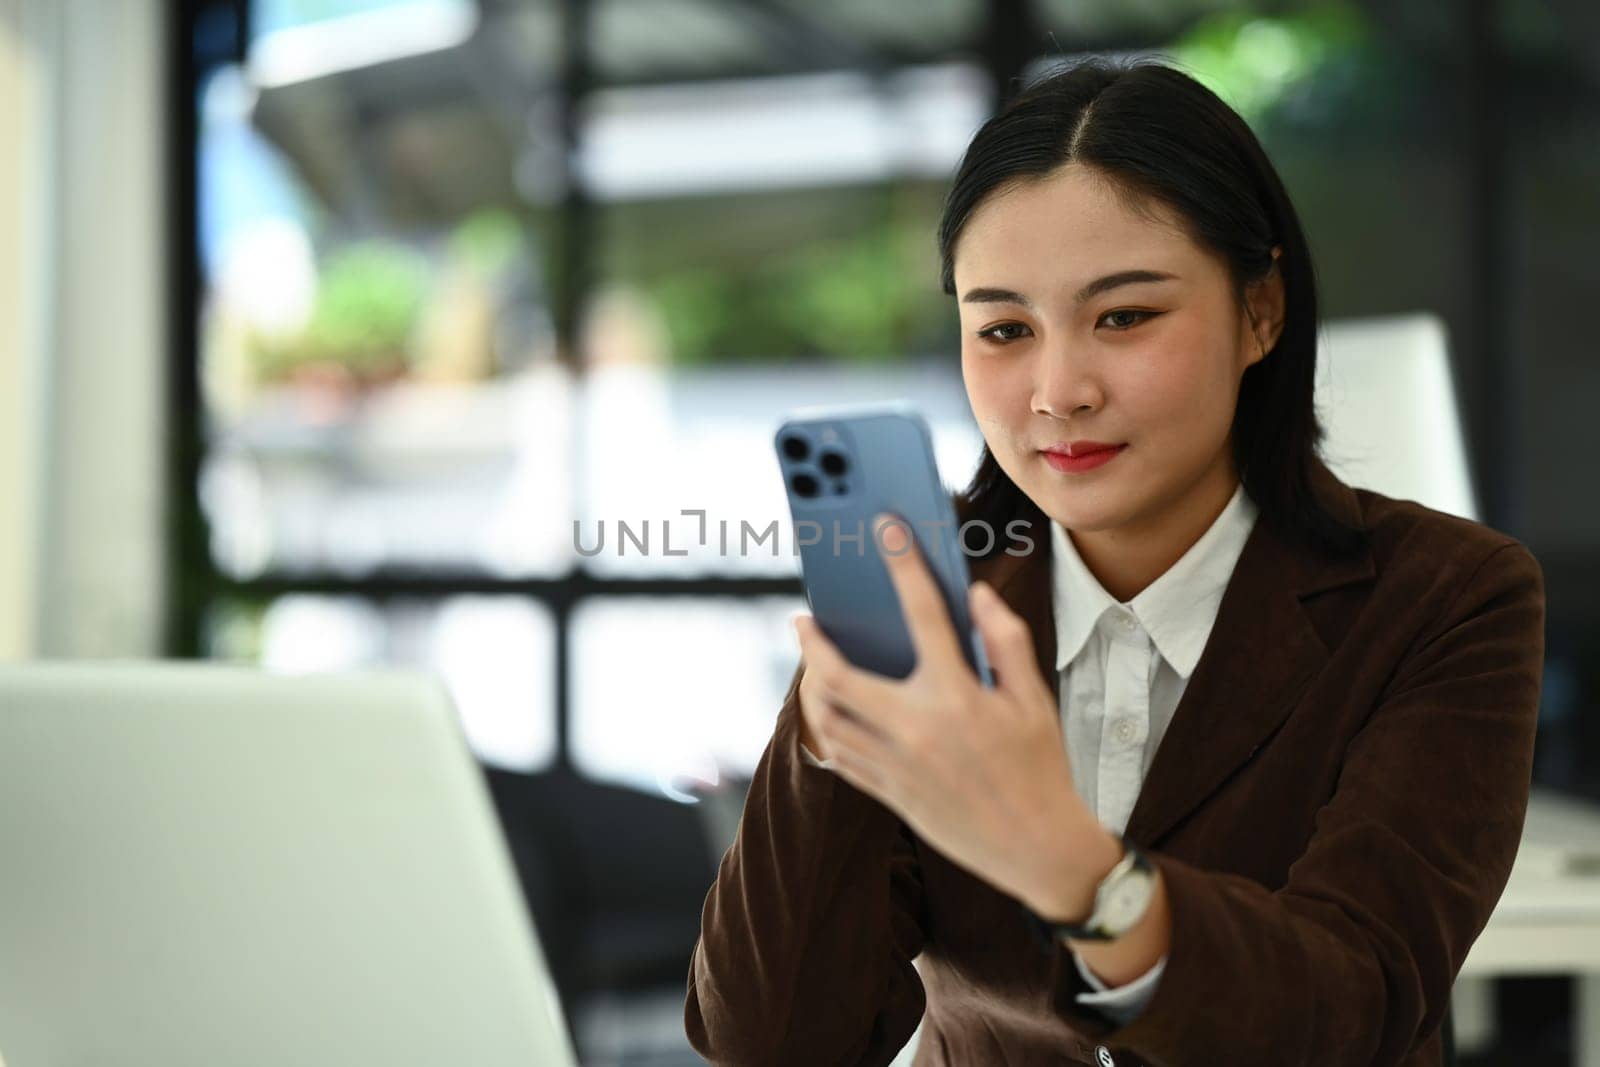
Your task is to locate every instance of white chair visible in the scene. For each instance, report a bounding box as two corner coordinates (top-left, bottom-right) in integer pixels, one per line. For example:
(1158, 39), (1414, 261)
(1315, 312), (1479, 522)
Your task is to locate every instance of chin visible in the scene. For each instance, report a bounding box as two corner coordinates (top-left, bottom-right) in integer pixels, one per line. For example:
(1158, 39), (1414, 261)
(1046, 506), (1125, 534)
(1025, 480), (1135, 534)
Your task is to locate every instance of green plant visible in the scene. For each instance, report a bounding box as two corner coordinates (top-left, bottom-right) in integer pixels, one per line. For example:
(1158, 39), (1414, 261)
(247, 240), (430, 383)
(645, 214), (947, 366)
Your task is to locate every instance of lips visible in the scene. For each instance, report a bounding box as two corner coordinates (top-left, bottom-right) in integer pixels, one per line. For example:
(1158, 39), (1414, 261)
(1043, 441), (1125, 458)
(1040, 442), (1127, 474)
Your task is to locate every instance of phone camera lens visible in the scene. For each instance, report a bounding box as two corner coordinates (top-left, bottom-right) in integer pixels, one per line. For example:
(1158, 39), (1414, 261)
(781, 435), (810, 461)
(819, 450), (848, 476)
(791, 472), (819, 498)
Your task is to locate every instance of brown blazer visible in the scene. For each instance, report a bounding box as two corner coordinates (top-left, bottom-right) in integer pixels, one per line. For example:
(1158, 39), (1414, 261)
(684, 461), (1546, 1066)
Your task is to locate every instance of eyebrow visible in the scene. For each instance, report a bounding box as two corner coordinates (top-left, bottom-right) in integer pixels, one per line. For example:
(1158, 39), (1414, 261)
(960, 269), (1180, 310)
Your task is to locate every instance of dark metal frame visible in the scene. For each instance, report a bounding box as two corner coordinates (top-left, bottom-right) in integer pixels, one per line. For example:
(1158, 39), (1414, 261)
(163, 0), (826, 776)
(162, 0), (1064, 776)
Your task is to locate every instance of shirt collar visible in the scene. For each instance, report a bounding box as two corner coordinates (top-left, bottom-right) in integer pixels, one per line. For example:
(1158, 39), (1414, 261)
(1051, 480), (1260, 678)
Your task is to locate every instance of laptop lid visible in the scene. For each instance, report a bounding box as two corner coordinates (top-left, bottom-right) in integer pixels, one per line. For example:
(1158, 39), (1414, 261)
(0, 662), (578, 1067)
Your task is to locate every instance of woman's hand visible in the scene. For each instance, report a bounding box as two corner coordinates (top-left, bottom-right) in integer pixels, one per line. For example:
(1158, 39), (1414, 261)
(795, 656), (844, 763)
(792, 513), (1104, 916)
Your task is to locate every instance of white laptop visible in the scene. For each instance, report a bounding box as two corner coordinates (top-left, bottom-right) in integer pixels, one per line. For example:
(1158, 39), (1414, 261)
(0, 662), (579, 1067)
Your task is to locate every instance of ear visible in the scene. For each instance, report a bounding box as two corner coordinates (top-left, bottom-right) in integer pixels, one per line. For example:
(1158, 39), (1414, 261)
(1242, 246), (1286, 367)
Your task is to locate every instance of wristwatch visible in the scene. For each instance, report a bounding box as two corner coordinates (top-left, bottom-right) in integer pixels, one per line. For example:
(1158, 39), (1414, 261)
(1022, 834), (1156, 946)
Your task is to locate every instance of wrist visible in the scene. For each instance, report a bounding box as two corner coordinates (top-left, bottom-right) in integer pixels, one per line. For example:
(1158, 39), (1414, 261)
(1025, 816), (1125, 922)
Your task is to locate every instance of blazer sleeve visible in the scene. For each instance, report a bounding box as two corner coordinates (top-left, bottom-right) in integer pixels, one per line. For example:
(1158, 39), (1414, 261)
(1061, 540), (1546, 1065)
(684, 658), (930, 1065)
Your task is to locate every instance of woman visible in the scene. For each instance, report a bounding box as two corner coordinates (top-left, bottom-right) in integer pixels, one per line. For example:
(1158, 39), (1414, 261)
(684, 57), (1545, 1067)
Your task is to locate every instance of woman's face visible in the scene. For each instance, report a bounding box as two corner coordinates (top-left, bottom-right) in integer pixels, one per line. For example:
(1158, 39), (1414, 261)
(954, 163), (1280, 543)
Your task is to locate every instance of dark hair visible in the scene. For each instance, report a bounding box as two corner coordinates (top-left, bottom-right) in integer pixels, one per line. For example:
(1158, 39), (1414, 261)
(941, 56), (1366, 561)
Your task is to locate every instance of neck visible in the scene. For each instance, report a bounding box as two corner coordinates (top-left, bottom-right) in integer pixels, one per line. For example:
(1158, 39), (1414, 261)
(1067, 459), (1239, 603)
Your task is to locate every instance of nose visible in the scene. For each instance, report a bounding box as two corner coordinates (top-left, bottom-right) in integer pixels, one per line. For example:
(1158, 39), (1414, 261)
(1030, 343), (1103, 420)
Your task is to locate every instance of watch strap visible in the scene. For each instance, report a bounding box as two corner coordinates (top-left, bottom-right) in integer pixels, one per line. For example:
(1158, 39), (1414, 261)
(1020, 834), (1151, 949)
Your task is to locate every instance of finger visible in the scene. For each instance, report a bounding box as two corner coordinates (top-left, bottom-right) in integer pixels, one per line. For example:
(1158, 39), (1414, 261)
(872, 512), (967, 674)
(813, 693), (895, 767)
(823, 738), (895, 805)
(970, 580), (1055, 711)
(793, 614), (902, 737)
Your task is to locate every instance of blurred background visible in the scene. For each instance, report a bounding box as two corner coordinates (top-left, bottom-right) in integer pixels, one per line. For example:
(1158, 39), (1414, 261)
(3, 0), (1599, 1063)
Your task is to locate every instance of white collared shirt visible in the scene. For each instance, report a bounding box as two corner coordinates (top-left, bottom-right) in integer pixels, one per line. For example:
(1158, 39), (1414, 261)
(801, 480), (1260, 1027)
(1052, 479), (1258, 1023)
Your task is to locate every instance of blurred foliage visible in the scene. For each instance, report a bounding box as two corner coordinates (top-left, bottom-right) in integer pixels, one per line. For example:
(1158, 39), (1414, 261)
(200, 598), (268, 663)
(249, 241), (429, 382)
(643, 210), (955, 366)
(1170, 2), (1367, 124)
(243, 209), (528, 386)
(301, 243), (428, 365)
(449, 208), (523, 278)
(1169, 1), (1426, 141)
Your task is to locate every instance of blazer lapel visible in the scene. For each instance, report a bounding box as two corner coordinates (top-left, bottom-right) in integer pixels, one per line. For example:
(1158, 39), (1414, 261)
(977, 462), (1376, 850)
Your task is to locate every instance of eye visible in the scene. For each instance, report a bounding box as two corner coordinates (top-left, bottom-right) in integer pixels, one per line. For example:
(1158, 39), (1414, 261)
(1098, 308), (1160, 330)
(975, 322), (1032, 344)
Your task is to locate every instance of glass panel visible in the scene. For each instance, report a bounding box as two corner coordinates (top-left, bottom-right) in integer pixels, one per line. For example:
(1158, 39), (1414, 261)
(582, 66), (992, 576)
(569, 594), (805, 797)
(578, 66), (990, 198)
(588, 0), (984, 88)
(198, 365), (574, 578)
(205, 594), (558, 772)
(575, 362), (985, 578)
(198, 14), (571, 578)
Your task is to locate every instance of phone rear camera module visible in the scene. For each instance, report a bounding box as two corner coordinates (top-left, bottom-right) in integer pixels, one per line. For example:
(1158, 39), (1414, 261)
(819, 450), (848, 476)
(791, 472), (820, 498)
(781, 434), (810, 461)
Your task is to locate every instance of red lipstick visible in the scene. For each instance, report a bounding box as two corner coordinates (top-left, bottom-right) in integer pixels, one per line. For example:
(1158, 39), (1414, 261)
(1041, 440), (1127, 474)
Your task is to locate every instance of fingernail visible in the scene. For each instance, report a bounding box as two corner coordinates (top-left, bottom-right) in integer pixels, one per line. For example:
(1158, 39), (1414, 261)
(877, 516), (907, 553)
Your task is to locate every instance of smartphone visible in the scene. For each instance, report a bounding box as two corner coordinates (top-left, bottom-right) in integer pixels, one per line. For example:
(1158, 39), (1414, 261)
(774, 403), (993, 687)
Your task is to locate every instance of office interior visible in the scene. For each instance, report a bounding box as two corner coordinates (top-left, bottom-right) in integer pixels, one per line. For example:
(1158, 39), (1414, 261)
(2, 0), (1599, 1064)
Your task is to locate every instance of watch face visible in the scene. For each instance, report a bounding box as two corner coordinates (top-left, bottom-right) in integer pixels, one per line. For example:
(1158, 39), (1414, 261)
(1102, 870), (1154, 930)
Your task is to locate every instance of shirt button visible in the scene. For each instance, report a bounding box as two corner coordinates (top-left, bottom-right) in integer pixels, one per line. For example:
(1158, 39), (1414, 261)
(1117, 611), (1136, 633)
(1115, 719), (1136, 744)
(1095, 1046), (1116, 1067)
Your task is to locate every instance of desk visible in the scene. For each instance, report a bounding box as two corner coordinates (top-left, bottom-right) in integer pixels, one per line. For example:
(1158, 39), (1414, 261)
(1458, 788), (1600, 1066)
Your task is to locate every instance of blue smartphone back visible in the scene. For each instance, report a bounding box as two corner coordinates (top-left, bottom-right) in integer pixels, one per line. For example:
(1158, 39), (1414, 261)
(774, 406), (993, 687)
